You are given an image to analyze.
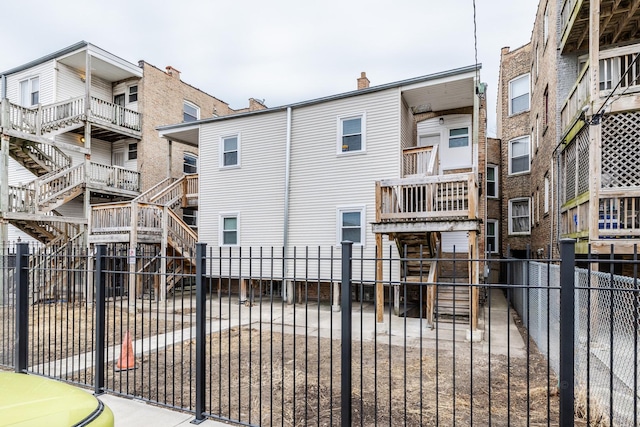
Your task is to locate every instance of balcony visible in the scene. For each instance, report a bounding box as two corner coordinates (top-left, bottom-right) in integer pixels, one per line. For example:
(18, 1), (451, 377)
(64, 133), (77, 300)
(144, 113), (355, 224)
(560, 0), (640, 54)
(373, 172), (478, 234)
(1, 96), (141, 140)
(561, 45), (640, 136)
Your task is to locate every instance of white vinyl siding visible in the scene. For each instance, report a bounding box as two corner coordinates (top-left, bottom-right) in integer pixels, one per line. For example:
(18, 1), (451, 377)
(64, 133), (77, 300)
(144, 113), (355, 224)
(441, 231), (469, 253)
(56, 62), (87, 100)
(199, 111), (288, 251)
(288, 89), (400, 279)
(5, 60), (55, 106)
(416, 114), (472, 174)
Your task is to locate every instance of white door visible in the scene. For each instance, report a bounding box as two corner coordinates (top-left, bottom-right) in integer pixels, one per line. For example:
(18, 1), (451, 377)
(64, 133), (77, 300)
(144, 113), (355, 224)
(112, 150), (125, 167)
(418, 134), (440, 174)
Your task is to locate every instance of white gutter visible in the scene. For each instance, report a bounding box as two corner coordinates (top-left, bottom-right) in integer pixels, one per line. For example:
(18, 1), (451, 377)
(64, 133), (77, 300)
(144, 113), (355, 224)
(283, 107), (292, 302)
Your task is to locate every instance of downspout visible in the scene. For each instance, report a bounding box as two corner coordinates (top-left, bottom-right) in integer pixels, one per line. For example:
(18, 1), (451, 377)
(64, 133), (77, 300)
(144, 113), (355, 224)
(283, 106), (292, 302)
(1, 74), (6, 99)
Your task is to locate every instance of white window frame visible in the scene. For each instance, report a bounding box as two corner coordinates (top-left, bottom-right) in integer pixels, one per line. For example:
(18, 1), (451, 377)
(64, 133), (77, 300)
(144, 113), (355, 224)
(128, 143), (138, 160)
(183, 100), (200, 122)
(448, 127), (470, 148)
(509, 135), (531, 175)
(219, 213), (239, 246)
(337, 113), (366, 155)
(184, 152), (198, 174)
(183, 208), (198, 229)
(508, 74), (530, 115)
(128, 85), (138, 103)
(509, 198), (531, 235)
(544, 175), (550, 213)
(486, 164), (498, 198)
(543, 4), (549, 45)
(219, 134), (240, 168)
(19, 76), (39, 107)
(486, 220), (499, 254)
(336, 206), (365, 246)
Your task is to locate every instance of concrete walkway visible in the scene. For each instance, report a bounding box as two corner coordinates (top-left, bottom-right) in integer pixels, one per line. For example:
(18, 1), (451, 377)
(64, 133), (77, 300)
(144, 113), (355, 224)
(97, 393), (230, 427)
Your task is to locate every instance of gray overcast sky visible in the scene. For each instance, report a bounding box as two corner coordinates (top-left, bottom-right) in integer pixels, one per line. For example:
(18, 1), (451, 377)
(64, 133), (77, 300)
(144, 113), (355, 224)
(0, 0), (537, 136)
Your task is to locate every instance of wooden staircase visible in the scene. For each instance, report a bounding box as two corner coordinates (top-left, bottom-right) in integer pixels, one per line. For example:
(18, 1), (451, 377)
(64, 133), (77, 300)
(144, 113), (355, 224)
(435, 252), (471, 322)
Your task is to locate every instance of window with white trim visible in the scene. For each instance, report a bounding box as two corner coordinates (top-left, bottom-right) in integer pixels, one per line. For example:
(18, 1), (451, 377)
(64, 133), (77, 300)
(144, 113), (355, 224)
(220, 214), (239, 246)
(183, 101), (200, 122)
(338, 114), (365, 153)
(448, 127), (469, 148)
(509, 136), (530, 174)
(486, 220), (499, 253)
(220, 135), (239, 167)
(509, 198), (531, 235)
(509, 74), (530, 115)
(129, 85), (138, 103)
(128, 143), (138, 160)
(19, 76), (39, 107)
(543, 4), (549, 44)
(486, 165), (498, 198)
(183, 208), (197, 229)
(184, 153), (197, 174)
(544, 175), (550, 213)
(338, 207), (364, 245)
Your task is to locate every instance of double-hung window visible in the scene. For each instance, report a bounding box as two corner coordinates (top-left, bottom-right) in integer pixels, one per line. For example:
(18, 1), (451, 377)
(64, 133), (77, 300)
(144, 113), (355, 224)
(509, 136), (530, 174)
(338, 207), (364, 245)
(183, 101), (199, 122)
(509, 198), (531, 235)
(129, 85), (138, 102)
(338, 114), (365, 153)
(128, 143), (138, 160)
(220, 214), (239, 246)
(20, 77), (39, 107)
(220, 135), (239, 167)
(183, 208), (197, 229)
(486, 220), (499, 253)
(486, 165), (498, 198)
(449, 127), (469, 148)
(184, 153), (197, 174)
(509, 74), (530, 115)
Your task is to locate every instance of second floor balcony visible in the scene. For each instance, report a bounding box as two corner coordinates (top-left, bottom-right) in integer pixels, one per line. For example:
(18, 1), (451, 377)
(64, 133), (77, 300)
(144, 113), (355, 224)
(561, 44), (640, 135)
(1, 96), (141, 140)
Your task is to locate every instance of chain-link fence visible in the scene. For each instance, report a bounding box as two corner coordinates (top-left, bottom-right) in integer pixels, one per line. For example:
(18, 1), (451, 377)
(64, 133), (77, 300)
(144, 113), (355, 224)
(511, 259), (640, 426)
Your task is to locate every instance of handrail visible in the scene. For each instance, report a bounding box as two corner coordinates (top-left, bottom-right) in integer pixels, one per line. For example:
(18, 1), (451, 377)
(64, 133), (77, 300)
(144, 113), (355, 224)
(134, 177), (176, 202)
(402, 145), (437, 177)
(89, 97), (141, 132)
(89, 162), (141, 192)
(377, 173), (477, 221)
(166, 208), (197, 257)
(39, 96), (85, 133)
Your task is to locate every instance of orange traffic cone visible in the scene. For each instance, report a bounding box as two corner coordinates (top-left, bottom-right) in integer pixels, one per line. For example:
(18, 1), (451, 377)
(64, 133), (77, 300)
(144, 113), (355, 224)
(115, 330), (136, 371)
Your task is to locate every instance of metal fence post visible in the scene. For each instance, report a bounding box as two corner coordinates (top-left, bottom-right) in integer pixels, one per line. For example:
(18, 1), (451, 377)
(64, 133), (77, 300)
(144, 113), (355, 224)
(341, 241), (353, 427)
(193, 242), (207, 424)
(15, 242), (29, 373)
(559, 238), (576, 426)
(94, 244), (106, 394)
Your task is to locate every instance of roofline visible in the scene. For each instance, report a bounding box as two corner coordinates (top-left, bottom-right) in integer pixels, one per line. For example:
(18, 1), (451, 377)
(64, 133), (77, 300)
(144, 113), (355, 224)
(0, 41), (89, 76)
(157, 64), (481, 133)
(1, 41), (142, 78)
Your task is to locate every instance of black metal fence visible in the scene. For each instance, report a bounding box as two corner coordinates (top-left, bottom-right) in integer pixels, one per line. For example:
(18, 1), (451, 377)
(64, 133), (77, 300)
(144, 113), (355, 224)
(1, 239), (639, 426)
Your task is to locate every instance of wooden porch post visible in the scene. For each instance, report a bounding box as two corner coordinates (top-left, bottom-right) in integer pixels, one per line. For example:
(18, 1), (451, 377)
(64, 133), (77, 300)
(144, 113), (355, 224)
(469, 230), (479, 332)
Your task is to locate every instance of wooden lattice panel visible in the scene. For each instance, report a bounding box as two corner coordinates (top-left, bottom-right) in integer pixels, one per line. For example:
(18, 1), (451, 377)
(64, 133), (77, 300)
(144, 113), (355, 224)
(563, 138), (577, 204)
(577, 128), (590, 195)
(602, 112), (640, 188)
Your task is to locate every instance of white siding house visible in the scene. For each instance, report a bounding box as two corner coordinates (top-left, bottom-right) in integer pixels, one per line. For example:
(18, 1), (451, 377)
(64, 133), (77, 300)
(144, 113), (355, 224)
(159, 66), (484, 289)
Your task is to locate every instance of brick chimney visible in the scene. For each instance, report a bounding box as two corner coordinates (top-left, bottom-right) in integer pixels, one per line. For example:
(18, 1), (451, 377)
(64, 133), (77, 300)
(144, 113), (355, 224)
(357, 72), (370, 89)
(165, 65), (181, 80)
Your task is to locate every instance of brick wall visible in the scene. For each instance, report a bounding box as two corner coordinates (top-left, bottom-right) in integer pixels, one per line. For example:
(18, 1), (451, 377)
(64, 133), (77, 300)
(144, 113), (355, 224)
(497, 44), (533, 254)
(137, 62), (237, 191)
